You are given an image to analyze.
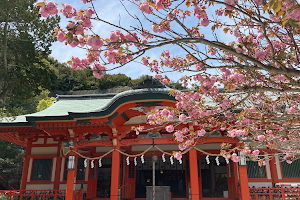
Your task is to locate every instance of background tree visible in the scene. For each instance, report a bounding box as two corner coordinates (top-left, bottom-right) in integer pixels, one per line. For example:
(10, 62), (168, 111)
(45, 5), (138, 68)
(38, 0), (300, 163)
(0, 140), (24, 189)
(0, 0), (59, 117)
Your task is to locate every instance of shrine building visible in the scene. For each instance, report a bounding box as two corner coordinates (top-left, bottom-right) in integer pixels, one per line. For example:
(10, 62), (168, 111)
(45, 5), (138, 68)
(0, 77), (299, 200)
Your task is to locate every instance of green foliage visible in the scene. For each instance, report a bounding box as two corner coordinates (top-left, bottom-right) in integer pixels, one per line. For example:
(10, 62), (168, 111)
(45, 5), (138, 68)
(0, 139), (24, 189)
(36, 95), (56, 112)
(47, 57), (135, 91)
(167, 81), (187, 90)
(0, 0), (60, 117)
(0, 194), (8, 200)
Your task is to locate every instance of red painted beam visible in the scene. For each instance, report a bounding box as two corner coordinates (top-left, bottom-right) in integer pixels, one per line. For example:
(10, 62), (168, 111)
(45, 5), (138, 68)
(77, 137), (238, 147)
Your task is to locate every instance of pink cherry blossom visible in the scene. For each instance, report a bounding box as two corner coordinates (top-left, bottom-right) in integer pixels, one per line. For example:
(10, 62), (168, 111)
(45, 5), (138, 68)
(257, 135), (265, 142)
(140, 1), (153, 14)
(57, 31), (65, 42)
(197, 129), (206, 136)
(174, 152), (182, 160)
(200, 18), (210, 27)
(75, 25), (84, 35)
(252, 150), (260, 156)
(87, 36), (103, 50)
(166, 115), (173, 121)
(166, 125), (174, 132)
(109, 32), (119, 42)
(179, 114), (187, 122)
(47, 1), (58, 15)
(154, 74), (162, 79)
(93, 63), (106, 79)
(86, 8), (95, 18)
(162, 79), (168, 85)
(39, 6), (50, 17)
(288, 105), (298, 114)
(254, 51), (267, 61)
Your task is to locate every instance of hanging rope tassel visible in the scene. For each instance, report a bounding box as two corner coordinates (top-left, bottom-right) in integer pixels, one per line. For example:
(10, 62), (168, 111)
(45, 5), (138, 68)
(162, 153), (166, 162)
(126, 156), (130, 165)
(141, 154), (145, 163)
(84, 158), (87, 168)
(134, 157), (137, 166)
(99, 158), (102, 167)
(206, 155), (210, 164)
(215, 156), (220, 166)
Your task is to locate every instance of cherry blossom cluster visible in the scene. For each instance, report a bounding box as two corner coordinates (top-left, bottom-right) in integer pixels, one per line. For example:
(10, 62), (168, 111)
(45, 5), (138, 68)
(36, 0), (300, 163)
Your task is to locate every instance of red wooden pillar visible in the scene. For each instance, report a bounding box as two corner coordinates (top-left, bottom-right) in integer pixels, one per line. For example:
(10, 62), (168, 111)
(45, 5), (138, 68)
(66, 145), (78, 200)
(269, 157), (279, 187)
(189, 148), (200, 200)
(198, 154), (202, 198)
(54, 144), (63, 190)
(54, 156), (62, 190)
(20, 141), (32, 190)
(238, 165), (250, 200)
(110, 144), (120, 200)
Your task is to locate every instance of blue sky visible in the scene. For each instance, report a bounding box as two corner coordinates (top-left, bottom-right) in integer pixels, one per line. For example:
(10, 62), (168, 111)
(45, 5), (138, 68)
(49, 0), (236, 82)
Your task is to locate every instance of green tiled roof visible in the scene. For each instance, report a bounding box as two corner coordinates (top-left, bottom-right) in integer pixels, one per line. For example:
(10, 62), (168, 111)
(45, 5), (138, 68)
(0, 88), (174, 125)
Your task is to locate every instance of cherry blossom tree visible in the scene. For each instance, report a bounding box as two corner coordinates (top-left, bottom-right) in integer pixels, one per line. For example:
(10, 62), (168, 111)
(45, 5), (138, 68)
(37, 0), (300, 165)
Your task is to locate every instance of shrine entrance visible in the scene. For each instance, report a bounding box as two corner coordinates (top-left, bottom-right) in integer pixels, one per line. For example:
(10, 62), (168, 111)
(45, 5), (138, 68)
(135, 156), (186, 198)
(200, 156), (229, 198)
(97, 158), (112, 198)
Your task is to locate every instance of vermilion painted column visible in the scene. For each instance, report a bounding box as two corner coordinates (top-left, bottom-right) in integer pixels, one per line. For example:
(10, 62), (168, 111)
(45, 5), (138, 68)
(54, 144), (62, 190)
(189, 148), (200, 200)
(238, 165), (250, 200)
(198, 155), (202, 198)
(66, 145), (78, 200)
(53, 156), (62, 190)
(110, 144), (120, 200)
(20, 141), (32, 190)
(269, 157), (279, 187)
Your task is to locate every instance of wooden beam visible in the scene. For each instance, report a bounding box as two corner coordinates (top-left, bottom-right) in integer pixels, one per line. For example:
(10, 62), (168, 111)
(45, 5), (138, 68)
(77, 137), (238, 148)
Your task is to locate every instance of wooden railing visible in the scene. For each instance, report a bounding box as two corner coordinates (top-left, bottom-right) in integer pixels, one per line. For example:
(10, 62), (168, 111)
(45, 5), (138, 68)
(249, 187), (300, 200)
(0, 189), (84, 200)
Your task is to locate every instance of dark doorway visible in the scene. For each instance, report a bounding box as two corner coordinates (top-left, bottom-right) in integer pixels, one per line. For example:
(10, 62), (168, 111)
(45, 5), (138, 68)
(135, 157), (186, 198)
(201, 156), (228, 198)
(97, 158), (112, 198)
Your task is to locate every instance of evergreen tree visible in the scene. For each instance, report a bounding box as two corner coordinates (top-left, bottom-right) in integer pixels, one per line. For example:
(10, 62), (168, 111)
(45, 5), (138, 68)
(0, 0), (60, 117)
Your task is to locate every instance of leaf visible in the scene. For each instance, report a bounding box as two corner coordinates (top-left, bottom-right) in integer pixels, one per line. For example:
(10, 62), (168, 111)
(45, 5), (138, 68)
(186, 1), (191, 7)
(223, 27), (230, 34)
(263, 4), (268, 13)
(269, 0), (276, 10)
(277, 51), (286, 60)
(35, 2), (45, 7)
(289, 19), (299, 28)
(273, 0), (282, 13)
(278, 11), (285, 17)
(282, 18), (289, 27)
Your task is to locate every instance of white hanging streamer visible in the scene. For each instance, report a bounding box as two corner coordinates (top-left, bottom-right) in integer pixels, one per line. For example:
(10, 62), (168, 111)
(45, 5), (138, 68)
(141, 155), (145, 164)
(179, 159), (182, 165)
(206, 155), (210, 164)
(91, 160), (94, 168)
(170, 156), (174, 165)
(225, 157), (229, 164)
(162, 153), (166, 163)
(84, 159), (87, 168)
(134, 157), (137, 166)
(215, 156), (220, 166)
(126, 156), (130, 165)
(99, 158), (102, 167)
